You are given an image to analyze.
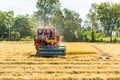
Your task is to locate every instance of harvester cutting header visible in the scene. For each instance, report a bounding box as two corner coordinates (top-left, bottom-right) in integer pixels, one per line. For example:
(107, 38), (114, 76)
(34, 24), (66, 56)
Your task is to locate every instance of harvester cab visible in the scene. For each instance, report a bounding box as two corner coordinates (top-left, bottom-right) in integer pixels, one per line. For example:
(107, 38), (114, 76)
(34, 25), (66, 56)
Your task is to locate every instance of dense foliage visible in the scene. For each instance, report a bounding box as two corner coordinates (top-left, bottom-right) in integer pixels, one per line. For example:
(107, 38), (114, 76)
(0, 1), (120, 42)
(0, 11), (35, 41)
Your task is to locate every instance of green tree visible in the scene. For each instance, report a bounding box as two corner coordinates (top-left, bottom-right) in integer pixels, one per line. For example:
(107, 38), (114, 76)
(6, 11), (15, 38)
(36, 0), (60, 24)
(63, 8), (82, 41)
(97, 2), (120, 42)
(0, 11), (14, 38)
(91, 29), (96, 42)
(87, 3), (99, 30)
(52, 7), (65, 35)
(86, 3), (103, 42)
(13, 15), (35, 38)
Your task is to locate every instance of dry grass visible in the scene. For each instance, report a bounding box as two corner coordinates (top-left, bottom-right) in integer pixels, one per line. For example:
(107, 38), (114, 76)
(0, 41), (120, 80)
(92, 43), (120, 58)
(64, 42), (96, 54)
(0, 41), (36, 56)
(0, 41), (96, 56)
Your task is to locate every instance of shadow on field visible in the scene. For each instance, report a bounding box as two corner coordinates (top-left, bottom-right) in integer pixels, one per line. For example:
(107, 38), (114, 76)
(28, 54), (66, 58)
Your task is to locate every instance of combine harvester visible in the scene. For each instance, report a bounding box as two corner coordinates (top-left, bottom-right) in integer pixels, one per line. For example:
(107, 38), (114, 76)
(33, 24), (66, 56)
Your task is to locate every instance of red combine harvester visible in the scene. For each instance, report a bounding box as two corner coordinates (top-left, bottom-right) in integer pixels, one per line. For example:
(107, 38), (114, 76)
(34, 25), (66, 56)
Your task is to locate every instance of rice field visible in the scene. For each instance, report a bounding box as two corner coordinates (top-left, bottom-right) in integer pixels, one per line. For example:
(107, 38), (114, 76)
(65, 42), (96, 54)
(92, 43), (120, 58)
(0, 41), (120, 80)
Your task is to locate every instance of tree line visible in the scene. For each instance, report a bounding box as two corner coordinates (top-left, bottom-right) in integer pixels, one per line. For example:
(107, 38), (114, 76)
(0, 11), (35, 40)
(0, 0), (120, 42)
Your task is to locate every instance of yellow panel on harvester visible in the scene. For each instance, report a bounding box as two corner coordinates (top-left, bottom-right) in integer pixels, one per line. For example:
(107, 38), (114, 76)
(45, 37), (57, 43)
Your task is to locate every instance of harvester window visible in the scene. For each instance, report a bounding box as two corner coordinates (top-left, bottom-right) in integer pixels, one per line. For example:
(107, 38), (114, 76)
(38, 29), (42, 34)
(49, 31), (53, 37)
(38, 34), (42, 38)
(41, 33), (46, 38)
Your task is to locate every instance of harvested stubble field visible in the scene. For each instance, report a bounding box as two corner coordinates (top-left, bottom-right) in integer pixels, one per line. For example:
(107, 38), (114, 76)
(0, 41), (120, 80)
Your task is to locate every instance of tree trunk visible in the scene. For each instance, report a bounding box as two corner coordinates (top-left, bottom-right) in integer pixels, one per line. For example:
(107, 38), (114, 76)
(109, 27), (113, 43)
(110, 34), (112, 43)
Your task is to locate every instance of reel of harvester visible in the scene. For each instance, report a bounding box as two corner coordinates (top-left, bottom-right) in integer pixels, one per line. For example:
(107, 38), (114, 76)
(33, 25), (66, 57)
